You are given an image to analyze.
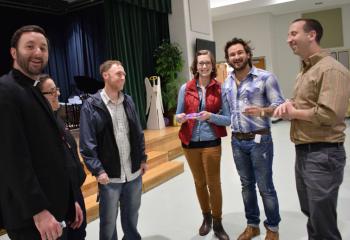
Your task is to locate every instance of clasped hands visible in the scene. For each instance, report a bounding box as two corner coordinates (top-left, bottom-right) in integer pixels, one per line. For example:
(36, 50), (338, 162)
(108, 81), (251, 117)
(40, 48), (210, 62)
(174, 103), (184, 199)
(176, 111), (212, 123)
(273, 100), (296, 120)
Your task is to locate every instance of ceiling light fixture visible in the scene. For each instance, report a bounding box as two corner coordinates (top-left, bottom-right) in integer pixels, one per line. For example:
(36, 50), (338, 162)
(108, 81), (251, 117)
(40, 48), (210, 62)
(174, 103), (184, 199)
(210, 0), (251, 9)
(267, 0), (295, 5)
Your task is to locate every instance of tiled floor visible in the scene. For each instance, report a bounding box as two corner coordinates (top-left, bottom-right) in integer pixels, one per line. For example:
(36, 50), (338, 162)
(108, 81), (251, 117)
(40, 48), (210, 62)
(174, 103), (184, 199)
(1, 120), (349, 239)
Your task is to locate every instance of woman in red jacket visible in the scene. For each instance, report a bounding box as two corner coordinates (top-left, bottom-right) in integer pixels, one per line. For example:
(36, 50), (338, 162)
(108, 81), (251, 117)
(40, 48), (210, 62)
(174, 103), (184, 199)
(176, 50), (231, 240)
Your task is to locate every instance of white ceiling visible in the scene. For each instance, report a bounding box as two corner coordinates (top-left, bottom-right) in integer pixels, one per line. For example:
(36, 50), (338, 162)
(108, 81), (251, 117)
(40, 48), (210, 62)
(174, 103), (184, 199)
(210, 0), (350, 21)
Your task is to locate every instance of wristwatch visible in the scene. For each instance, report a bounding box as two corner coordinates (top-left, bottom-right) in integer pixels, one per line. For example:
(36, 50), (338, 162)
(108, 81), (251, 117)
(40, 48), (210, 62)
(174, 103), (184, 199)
(260, 109), (265, 117)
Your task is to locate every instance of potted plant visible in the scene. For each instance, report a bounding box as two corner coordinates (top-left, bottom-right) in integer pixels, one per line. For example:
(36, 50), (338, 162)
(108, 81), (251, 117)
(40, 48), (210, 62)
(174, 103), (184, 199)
(154, 40), (184, 125)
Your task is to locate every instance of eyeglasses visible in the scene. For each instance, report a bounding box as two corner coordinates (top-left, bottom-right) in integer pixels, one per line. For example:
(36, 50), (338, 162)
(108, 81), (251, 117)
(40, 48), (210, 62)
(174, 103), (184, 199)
(198, 61), (212, 67)
(42, 87), (60, 96)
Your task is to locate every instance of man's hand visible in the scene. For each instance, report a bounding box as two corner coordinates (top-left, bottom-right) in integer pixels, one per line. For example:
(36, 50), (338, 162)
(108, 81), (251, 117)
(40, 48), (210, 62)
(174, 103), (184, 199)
(33, 209), (62, 240)
(175, 113), (187, 123)
(97, 172), (110, 185)
(140, 162), (148, 176)
(273, 101), (295, 120)
(69, 202), (83, 229)
(243, 106), (263, 117)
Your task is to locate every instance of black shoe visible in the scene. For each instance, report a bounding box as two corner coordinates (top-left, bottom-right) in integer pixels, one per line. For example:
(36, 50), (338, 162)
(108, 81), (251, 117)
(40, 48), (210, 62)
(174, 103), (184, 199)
(213, 218), (230, 240)
(199, 212), (212, 236)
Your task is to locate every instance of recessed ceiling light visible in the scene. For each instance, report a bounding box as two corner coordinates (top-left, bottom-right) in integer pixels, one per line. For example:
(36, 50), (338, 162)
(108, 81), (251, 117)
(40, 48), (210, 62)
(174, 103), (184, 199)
(269, 0), (295, 4)
(210, 0), (251, 9)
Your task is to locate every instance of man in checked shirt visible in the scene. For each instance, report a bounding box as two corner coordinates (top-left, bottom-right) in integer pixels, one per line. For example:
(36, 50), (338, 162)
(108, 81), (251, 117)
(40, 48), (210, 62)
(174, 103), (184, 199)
(275, 18), (350, 240)
(222, 38), (284, 240)
(79, 60), (147, 240)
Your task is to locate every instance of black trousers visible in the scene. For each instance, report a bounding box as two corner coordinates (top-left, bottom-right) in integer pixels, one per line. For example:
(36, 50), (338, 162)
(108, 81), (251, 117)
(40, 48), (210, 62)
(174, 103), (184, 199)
(7, 225), (67, 240)
(67, 190), (87, 240)
(295, 143), (345, 240)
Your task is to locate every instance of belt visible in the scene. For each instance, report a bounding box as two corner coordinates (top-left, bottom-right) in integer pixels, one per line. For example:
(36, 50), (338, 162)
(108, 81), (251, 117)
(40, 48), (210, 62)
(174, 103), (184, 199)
(232, 128), (270, 140)
(295, 142), (344, 151)
(182, 139), (221, 149)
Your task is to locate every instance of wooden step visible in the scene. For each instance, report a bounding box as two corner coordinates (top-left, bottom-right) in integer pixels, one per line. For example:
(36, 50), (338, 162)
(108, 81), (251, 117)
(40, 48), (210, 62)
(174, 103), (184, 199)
(81, 174), (97, 198)
(142, 160), (184, 192)
(81, 150), (169, 198)
(84, 193), (99, 223)
(169, 145), (183, 160)
(146, 138), (182, 160)
(146, 150), (168, 169)
(145, 127), (181, 151)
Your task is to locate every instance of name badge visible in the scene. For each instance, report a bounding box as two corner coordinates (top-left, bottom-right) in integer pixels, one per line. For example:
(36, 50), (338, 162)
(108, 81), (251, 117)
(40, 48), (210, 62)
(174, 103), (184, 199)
(254, 134), (261, 143)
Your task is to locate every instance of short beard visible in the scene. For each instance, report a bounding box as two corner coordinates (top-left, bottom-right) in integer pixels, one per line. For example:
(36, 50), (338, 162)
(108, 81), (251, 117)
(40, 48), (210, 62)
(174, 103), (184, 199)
(231, 58), (249, 72)
(16, 52), (46, 77)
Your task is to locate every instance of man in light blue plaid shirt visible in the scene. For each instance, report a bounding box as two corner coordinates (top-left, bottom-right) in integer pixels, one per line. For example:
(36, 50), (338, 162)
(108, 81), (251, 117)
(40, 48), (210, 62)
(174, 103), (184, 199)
(222, 38), (284, 240)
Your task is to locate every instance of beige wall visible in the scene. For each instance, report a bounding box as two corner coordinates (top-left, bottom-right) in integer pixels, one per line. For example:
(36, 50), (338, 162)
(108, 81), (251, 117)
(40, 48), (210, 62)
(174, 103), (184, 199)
(213, 4), (350, 98)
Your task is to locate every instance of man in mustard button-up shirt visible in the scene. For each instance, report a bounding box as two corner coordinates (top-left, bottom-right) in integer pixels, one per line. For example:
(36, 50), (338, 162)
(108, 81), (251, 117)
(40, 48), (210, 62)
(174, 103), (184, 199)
(275, 18), (350, 240)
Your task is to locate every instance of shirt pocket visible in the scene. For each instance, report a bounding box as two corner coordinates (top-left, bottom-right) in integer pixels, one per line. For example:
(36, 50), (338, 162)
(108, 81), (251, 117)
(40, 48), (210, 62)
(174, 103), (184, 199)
(297, 75), (318, 103)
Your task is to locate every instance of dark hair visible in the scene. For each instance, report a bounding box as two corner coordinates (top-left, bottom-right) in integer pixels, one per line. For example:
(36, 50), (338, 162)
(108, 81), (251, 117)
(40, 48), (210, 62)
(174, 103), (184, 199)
(11, 25), (49, 48)
(292, 18), (323, 44)
(190, 50), (217, 79)
(224, 38), (253, 67)
(99, 60), (122, 76)
(38, 74), (52, 91)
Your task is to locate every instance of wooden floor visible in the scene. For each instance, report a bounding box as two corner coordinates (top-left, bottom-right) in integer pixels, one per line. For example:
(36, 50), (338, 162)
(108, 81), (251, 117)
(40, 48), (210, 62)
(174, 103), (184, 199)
(0, 127), (184, 235)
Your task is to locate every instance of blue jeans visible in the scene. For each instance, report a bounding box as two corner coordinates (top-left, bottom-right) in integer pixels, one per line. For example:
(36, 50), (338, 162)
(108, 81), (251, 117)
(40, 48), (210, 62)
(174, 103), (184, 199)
(99, 176), (142, 240)
(231, 134), (281, 229)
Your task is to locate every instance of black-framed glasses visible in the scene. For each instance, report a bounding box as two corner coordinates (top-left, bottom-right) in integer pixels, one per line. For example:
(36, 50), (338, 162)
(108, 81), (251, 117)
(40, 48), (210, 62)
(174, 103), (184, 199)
(42, 87), (60, 96)
(198, 61), (212, 67)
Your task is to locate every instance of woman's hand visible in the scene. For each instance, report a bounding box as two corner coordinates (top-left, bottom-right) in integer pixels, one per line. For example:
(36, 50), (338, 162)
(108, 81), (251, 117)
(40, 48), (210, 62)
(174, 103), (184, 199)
(175, 113), (187, 123)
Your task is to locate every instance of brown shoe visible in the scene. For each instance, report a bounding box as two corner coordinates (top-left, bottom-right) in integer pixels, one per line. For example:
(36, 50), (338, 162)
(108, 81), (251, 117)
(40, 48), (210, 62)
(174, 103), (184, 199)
(199, 212), (212, 236)
(264, 224), (279, 240)
(237, 226), (260, 240)
(213, 218), (230, 240)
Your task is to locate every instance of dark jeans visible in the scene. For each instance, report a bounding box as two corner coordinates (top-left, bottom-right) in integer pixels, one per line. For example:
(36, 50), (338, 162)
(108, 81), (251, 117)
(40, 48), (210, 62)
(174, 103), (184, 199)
(295, 143), (346, 240)
(231, 134), (281, 230)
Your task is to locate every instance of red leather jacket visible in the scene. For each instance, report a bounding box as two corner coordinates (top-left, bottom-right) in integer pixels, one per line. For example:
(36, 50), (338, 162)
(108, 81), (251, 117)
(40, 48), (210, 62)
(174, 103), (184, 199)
(179, 78), (227, 145)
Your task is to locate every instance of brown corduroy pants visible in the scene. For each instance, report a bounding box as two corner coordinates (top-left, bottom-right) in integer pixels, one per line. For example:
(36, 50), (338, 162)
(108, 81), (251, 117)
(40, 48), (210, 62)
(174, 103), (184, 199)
(183, 145), (223, 219)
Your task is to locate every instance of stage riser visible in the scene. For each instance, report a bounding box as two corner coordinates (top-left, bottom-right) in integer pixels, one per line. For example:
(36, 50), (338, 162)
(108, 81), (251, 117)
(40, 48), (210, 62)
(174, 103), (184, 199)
(142, 160), (184, 192)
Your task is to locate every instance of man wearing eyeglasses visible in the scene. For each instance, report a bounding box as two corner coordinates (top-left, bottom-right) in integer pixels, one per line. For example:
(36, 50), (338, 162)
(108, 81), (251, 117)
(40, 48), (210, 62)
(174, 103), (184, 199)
(0, 25), (75, 240)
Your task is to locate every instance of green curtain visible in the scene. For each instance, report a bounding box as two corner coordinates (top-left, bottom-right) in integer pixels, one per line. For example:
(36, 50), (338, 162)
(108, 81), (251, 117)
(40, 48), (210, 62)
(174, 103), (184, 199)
(114, 0), (171, 13)
(104, 0), (170, 128)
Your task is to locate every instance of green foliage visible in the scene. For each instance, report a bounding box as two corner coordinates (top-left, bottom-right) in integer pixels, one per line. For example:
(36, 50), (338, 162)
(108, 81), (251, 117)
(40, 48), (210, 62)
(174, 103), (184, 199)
(154, 40), (184, 112)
